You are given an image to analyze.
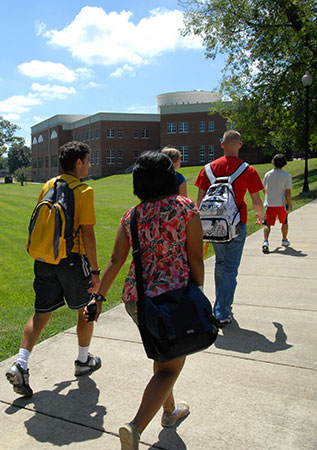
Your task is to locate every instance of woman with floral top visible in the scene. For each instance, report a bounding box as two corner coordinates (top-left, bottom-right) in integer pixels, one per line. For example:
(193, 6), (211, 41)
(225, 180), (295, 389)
(85, 151), (204, 450)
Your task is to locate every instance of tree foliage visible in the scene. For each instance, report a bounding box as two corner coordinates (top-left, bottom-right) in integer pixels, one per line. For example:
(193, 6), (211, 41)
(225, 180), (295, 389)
(0, 116), (20, 153)
(181, 0), (317, 155)
(7, 139), (31, 174)
(14, 166), (31, 186)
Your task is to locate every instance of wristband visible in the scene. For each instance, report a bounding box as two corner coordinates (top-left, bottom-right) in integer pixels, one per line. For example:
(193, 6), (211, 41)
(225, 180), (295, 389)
(91, 268), (101, 275)
(92, 293), (106, 302)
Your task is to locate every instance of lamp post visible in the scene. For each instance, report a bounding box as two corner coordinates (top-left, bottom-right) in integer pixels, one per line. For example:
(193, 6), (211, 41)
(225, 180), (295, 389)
(301, 71), (313, 193)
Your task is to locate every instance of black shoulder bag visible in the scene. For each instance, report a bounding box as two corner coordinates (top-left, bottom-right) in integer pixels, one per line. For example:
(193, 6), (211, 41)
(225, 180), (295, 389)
(130, 206), (218, 363)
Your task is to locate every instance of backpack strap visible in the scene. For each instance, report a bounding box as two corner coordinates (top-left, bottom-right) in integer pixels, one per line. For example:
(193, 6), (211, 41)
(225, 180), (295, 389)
(228, 162), (249, 184)
(204, 163), (216, 185)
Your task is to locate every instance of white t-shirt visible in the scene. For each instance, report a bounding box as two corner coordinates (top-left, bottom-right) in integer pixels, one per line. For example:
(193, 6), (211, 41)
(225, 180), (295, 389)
(263, 168), (292, 207)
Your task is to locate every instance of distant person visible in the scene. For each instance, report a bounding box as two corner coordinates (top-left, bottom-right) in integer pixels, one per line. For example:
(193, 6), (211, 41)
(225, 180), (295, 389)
(6, 141), (101, 397)
(195, 130), (263, 327)
(262, 154), (292, 253)
(162, 147), (187, 196)
(85, 151), (204, 449)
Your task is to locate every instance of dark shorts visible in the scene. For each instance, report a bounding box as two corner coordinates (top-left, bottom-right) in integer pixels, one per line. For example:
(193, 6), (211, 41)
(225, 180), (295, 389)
(34, 253), (92, 313)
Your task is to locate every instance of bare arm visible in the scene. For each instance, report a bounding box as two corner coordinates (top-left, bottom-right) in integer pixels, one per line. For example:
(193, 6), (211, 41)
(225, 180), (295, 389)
(196, 189), (206, 209)
(285, 189), (292, 212)
(250, 191), (264, 224)
(186, 213), (204, 286)
(85, 223), (130, 321)
(81, 224), (100, 292)
(178, 181), (187, 197)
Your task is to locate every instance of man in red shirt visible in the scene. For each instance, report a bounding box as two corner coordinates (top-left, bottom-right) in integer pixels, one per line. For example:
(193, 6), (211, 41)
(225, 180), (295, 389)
(195, 130), (263, 327)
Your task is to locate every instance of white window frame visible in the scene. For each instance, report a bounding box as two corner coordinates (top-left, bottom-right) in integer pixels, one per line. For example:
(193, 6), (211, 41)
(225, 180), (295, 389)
(179, 122), (189, 133)
(200, 121), (205, 133)
(167, 123), (177, 134)
(179, 146), (189, 162)
(208, 145), (214, 161)
(106, 128), (115, 138)
(106, 149), (115, 164)
(200, 145), (205, 163)
(208, 121), (214, 132)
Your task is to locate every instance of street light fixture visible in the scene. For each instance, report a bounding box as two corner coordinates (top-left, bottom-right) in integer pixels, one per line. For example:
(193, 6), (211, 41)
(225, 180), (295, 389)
(301, 71), (313, 193)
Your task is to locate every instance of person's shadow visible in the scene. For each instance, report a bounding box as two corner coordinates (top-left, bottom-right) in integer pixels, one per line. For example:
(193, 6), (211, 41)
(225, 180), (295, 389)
(214, 319), (293, 354)
(149, 415), (189, 449)
(5, 376), (106, 445)
(267, 245), (307, 257)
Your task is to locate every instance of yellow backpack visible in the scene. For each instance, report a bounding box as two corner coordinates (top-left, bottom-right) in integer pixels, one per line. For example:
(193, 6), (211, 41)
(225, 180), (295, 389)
(26, 178), (84, 264)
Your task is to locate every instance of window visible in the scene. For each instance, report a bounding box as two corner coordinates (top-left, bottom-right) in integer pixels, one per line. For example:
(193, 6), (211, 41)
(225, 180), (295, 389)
(91, 131), (94, 141)
(200, 121), (206, 133)
(32, 137), (37, 144)
(208, 145), (214, 161)
(179, 122), (189, 133)
(86, 132), (90, 141)
(107, 129), (115, 138)
(179, 146), (189, 162)
(45, 156), (49, 168)
(33, 159), (37, 168)
(95, 130), (99, 139)
(50, 130), (57, 139)
(38, 157), (43, 168)
(167, 123), (177, 134)
(134, 129), (139, 139)
(117, 129), (123, 138)
(38, 135), (43, 143)
(51, 155), (57, 167)
(96, 150), (100, 165)
(200, 145), (205, 163)
(142, 129), (149, 139)
(208, 121), (214, 132)
(90, 151), (95, 165)
(106, 149), (115, 164)
(82, 133), (85, 142)
(118, 150), (123, 164)
(134, 151), (139, 160)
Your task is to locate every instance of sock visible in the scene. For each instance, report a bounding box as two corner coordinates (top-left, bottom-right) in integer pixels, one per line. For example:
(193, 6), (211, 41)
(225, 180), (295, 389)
(16, 348), (30, 371)
(77, 345), (89, 363)
(169, 405), (178, 415)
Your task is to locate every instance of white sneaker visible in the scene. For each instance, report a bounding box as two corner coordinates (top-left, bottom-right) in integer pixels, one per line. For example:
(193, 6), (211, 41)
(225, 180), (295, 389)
(282, 239), (290, 247)
(262, 241), (269, 254)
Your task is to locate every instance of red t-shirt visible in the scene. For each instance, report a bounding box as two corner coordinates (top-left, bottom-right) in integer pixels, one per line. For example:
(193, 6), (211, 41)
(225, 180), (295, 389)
(195, 156), (263, 223)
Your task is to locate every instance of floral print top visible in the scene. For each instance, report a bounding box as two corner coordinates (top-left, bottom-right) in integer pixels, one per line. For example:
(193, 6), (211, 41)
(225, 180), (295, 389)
(121, 195), (198, 303)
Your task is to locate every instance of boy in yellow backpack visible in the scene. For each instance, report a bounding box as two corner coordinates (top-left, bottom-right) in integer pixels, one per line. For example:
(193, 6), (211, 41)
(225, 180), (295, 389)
(6, 141), (102, 397)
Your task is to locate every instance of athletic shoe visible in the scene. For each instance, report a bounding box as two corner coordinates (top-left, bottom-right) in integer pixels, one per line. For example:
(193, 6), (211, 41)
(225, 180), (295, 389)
(119, 422), (140, 450)
(262, 241), (269, 254)
(6, 362), (33, 397)
(282, 239), (290, 247)
(215, 316), (233, 328)
(161, 401), (190, 427)
(74, 353), (101, 376)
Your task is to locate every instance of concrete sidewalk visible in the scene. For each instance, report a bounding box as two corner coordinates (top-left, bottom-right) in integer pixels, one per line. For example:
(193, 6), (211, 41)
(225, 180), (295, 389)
(1, 200), (316, 450)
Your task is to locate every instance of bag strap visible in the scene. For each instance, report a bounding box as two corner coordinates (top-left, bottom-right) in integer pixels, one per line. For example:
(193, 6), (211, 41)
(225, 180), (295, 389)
(205, 162), (249, 186)
(130, 207), (146, 326)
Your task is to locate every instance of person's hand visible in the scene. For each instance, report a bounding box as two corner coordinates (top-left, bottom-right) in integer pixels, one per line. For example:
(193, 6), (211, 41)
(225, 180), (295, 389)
(255, 213), (263, 225)
(84, 297), (102, 322)
(88, 273), (100, 294)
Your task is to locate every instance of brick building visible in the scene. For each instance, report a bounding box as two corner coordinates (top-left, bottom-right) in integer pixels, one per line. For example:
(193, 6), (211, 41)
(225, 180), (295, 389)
(31, 91), (265, 182)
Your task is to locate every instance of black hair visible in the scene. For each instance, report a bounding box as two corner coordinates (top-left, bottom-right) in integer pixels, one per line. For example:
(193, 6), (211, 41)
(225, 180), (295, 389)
(59, 141), (91, 171)
(133, 151), (178, 201)
(272, 153), (287, 168)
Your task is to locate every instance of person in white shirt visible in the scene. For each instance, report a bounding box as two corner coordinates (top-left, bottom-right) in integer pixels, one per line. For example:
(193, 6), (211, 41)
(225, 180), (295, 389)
(262, 154), (292, 253)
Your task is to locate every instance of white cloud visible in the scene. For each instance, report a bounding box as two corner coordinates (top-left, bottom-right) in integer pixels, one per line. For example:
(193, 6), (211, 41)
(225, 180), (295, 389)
(18, 60), (94, 83)
(39, 7), (202, 69)
(110, 64), (135, 78)
(30, 83), (76, 99)
(3, 113), (21, 121)
(0, 94), (41, 114)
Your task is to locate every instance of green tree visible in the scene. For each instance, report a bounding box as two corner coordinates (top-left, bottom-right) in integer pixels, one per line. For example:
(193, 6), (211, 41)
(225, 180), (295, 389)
(0, 116), (20, 151)
(181, 0), (317, 155)
(14, 166), (31, 186)
(7, 139), (31, 174)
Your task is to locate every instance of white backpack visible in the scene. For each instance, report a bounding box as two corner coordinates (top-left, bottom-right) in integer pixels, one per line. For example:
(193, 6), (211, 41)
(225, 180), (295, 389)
(199, 162), (249, 242)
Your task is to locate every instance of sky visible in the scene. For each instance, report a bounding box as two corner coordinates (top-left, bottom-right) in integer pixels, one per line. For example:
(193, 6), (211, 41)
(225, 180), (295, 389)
(1, 0), (226, 146)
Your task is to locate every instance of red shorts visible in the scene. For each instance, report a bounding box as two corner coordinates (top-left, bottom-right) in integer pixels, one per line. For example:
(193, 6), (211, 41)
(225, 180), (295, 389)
(264, 206), (288, 226)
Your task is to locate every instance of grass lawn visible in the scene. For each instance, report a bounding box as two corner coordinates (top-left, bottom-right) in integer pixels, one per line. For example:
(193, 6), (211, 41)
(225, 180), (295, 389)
(0, 158), (316, 361)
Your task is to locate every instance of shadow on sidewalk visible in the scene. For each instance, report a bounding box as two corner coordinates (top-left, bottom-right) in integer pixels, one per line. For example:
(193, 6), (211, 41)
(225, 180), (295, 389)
(149, 417), (189, 450)
(214, 319), (293, 354)
(5, 376), (106, 445)
(268, 246), (307, 257)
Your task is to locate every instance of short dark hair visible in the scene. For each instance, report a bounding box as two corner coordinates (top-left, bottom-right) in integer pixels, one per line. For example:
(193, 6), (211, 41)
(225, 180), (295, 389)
(272, 153), (287, 168)
(133, 151), (178, 201)
(59, 141), (91, 171)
